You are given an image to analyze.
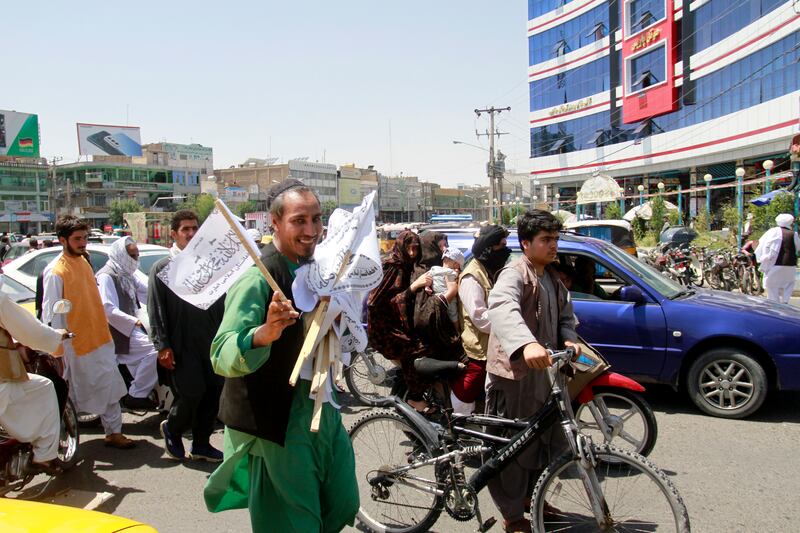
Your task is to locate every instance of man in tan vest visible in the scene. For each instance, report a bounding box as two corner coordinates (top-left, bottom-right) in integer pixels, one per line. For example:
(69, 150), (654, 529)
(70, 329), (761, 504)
(486, 210), (581, 533)
(452, 225), (510, 415)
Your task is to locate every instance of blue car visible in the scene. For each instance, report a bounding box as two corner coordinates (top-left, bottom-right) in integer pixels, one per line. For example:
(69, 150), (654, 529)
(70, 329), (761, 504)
(437, 228), (800, 419)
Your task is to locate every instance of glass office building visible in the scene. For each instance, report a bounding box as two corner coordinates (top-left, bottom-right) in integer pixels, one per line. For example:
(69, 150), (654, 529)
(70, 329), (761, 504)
(528, 0), (800, 214)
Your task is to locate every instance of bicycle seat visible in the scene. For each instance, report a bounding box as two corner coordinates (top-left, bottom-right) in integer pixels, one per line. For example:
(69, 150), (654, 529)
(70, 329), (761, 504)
(413, 358), (464, 379)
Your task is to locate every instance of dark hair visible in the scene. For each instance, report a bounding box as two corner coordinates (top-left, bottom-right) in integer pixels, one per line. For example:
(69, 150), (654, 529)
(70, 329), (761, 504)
(56, 215), (90, 240)
(29, 238), (38, 249)
(517, 209), (562, 244)
(171, 209), (199, 232)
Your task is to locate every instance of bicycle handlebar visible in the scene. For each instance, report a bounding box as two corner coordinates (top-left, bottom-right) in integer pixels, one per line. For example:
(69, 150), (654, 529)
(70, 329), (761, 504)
(547, 347), (576, 365)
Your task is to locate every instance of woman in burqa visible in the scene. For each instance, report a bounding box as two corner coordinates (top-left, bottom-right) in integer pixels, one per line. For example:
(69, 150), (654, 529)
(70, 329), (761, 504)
(367, 231), (434, 411)
(411, 231), (464, 370)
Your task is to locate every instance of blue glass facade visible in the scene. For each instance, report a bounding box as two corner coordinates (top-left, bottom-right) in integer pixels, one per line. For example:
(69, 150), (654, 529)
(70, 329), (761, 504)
(530, 53), (618, 110)
(629, 0), (666, 33)
(530, 30), (800, 157)
(529, 4), (608, 65)
(694, 0), (785, 52)
(629, 45), (666, 91)
(529, 0), (570, 20)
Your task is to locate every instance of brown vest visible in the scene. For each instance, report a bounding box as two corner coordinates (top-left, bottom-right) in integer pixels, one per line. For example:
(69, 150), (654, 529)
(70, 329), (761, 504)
(458, 259), (492, 361)
(486, 257), (566, 381)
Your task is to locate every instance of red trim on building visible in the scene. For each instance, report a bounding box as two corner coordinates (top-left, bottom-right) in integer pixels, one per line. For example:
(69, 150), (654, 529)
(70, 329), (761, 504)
(529, 45), (610, 78)
(530, 101), (610, 123)
(530, 120), (797, 174)
(528, 0), (598, 33)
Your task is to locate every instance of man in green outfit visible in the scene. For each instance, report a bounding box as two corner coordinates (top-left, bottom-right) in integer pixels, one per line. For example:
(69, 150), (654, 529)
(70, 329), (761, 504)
(203, 179), (359, 532)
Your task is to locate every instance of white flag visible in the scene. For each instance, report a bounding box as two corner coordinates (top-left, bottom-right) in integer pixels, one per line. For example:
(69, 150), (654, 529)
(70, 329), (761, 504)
(292, 191), (382, 353)
(157, 202), (258, 309)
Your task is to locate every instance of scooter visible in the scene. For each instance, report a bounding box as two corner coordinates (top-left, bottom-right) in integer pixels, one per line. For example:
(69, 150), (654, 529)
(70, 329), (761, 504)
(0, 301), (79, 498)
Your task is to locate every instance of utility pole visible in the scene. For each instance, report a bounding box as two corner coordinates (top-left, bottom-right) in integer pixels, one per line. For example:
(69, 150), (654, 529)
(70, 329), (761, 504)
(49, 156), (63, 230)
(475, 106), (510, 223)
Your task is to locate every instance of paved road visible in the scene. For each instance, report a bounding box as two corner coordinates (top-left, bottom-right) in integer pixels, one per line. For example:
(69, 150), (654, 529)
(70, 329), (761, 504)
(20, 382), (800, 533)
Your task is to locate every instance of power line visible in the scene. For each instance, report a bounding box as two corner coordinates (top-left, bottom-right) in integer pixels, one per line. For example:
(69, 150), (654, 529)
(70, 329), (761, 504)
(474, 106), (511, 222)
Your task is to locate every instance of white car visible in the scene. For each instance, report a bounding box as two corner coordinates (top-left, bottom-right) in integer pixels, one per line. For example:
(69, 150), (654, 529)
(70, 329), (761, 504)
(1, 243), (169, 292)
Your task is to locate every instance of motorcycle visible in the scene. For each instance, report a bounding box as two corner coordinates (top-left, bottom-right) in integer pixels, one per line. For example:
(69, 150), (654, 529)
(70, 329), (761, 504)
(0, 349), (80, 498)
(346, 350), (658, 458)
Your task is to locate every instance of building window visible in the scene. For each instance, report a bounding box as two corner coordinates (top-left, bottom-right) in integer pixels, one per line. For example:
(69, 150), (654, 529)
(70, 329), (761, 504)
(627, 43), (666, 94)
(626, 0), (665, 36)
(694, 0), (784, 52)
(529, 4), (608, 65)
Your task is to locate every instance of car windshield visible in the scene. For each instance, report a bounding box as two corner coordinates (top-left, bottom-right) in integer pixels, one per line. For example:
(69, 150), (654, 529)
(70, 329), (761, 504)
(140, 251), (168, 275)
(601, 242), (683, 298)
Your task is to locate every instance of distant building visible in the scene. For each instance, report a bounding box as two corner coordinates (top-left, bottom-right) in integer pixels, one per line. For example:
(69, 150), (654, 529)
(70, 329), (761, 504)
(53, 161), (200, 227)
(0, 159), (51, 233)
(142, 142), (213, 197)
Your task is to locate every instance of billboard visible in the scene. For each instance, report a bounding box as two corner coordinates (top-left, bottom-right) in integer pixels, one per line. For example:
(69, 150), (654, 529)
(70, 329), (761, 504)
(0, 110), (40, 158)
(77, 123), (142, 156)
(338, 177), (363, 206)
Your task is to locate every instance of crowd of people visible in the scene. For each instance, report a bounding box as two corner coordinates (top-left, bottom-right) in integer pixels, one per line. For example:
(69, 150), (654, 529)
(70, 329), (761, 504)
(367, 210), (582, 532)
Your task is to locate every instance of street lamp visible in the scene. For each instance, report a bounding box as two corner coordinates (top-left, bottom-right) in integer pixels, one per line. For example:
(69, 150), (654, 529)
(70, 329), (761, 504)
(637, 184), (644, 206)
(763, 159), (774, 193)
(657, 182), (665, 193)
(703, 173), (712, 215)
(736, 167), (746, 247)
(555, 193), (560, 213)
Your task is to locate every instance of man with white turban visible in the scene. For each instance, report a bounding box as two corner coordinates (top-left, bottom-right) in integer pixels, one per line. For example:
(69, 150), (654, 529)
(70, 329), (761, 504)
(96, 237), (158, 409)
(755, 213), (800, 303)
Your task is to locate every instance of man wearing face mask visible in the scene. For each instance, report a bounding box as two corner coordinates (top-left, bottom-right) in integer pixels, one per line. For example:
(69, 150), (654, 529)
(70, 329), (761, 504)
(96, 237), (158, 410)
(451, 225), (511, 415)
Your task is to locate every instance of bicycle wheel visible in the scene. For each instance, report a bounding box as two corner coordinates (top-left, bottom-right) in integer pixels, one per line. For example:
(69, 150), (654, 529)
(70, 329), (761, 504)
(345, 349), (395, 406)
(531, 444), (690, 532)
(348, 409), (442, 533)
(574, 388), (657, 457)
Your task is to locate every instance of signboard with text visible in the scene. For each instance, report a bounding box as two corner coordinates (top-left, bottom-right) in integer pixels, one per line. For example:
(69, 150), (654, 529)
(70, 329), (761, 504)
(621, 0), (678, 124)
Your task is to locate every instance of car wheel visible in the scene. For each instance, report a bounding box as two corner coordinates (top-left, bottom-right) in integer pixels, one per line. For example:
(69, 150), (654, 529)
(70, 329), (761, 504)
(687, 348), (767, 419)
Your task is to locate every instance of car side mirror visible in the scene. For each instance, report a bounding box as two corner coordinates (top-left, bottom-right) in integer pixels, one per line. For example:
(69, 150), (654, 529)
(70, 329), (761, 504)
(620, 286), (644, 303)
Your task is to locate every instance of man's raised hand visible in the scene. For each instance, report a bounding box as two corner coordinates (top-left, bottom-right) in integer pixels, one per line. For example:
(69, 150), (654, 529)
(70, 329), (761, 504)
(253, 291), (300, 347)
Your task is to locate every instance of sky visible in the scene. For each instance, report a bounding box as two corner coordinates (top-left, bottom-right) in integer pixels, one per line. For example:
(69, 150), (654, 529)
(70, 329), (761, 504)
(4, 1), (532, 188)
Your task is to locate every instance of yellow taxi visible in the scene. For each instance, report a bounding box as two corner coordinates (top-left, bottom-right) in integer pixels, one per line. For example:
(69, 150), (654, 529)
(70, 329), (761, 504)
(0, 499), (157, 532)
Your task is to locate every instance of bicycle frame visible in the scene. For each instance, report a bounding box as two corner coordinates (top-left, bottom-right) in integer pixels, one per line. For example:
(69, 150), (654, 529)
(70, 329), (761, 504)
(373, 351), (614, 528)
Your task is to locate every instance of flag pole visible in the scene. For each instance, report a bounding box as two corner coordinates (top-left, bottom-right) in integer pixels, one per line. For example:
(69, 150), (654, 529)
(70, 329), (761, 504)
(288, 250), (352, 386)
(214, 199), (286, 300)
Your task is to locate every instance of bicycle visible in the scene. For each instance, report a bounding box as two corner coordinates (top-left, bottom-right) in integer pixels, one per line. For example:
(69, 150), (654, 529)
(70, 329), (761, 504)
(344, 348), (402, 406)
(349, 348), (690, 532)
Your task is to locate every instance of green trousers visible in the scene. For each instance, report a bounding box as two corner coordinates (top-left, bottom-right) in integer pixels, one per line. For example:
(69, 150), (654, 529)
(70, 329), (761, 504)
(204, 380), (359, 533)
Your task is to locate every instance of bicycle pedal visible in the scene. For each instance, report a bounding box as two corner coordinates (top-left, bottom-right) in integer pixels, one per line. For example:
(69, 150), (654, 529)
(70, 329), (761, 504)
(478, 517), (496, 532)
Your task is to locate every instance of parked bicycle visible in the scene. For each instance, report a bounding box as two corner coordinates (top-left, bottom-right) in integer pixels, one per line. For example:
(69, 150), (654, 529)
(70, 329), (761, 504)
(349, 348), (689, 532)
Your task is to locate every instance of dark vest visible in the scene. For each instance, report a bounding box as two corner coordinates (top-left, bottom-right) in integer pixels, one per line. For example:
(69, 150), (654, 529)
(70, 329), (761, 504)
(217, 242), (305, 446)
(96, 265), (139, 355)
(776, 228), (798, 266)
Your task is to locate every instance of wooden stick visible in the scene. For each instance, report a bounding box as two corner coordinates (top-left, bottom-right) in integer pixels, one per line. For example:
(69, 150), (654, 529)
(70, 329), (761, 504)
(288, 250), (352, 386)
(310, 333), (332, 432)
(214, 198), (285, 300)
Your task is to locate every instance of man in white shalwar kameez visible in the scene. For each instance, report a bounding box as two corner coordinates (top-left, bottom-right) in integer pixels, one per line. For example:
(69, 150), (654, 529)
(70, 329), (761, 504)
(0, 278), (69, 472)
(755, 213), (800, 304)
(96, 237), (158, 409)
(42, 215), (135, 449)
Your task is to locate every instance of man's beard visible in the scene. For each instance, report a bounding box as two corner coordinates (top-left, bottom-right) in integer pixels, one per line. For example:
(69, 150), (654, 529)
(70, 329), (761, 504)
(65, 242), (85, 257)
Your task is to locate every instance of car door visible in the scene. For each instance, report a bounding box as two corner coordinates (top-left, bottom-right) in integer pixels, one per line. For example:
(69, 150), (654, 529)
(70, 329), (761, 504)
(566, 252), (668, 381)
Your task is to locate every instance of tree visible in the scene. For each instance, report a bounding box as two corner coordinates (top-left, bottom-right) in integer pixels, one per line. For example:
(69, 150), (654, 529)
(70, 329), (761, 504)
(108, 198), (143, 227)
(234, 200), (259, 219)
(604, 202), (622, 220)
(321, 201), (337, 216)
(175, 193), (217, 223)
(647, 195), (666, 235)
(694, 208), (711, 232)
